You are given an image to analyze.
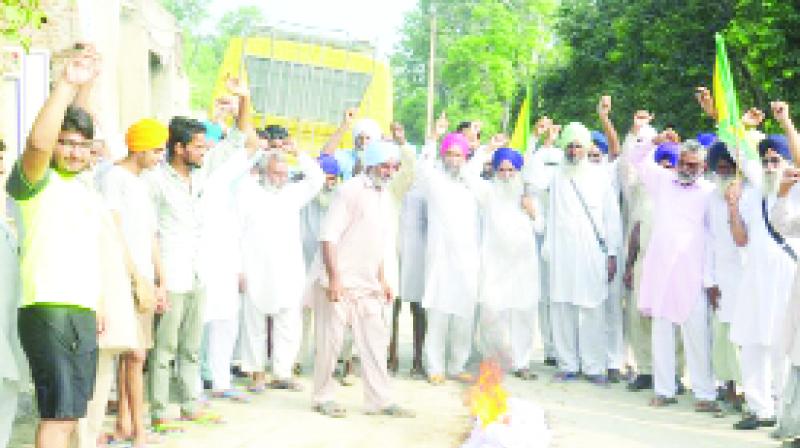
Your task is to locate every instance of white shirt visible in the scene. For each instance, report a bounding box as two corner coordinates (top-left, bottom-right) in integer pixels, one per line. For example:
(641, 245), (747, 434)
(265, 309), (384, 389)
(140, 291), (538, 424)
(101, 165), (157, 281)
(705, 187), (746, 322)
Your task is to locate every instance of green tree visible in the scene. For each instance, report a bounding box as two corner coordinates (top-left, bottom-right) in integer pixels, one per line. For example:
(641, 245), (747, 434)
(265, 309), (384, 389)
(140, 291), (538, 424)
(1, 0), (47, 51)
(392, 0), (559, 144)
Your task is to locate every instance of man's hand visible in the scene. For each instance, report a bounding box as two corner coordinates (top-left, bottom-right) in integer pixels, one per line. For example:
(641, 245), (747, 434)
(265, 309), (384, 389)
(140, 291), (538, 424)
(543, 123), (561, 147)
(284, 138), (299, 156)
(706, 286), (721, 311)
(772, 101), (792, 127)
(96, 312), (106, 336)
(742, 107), (765, 129)
(598, 95), (612, 119)
(631, 110), (654, 136)
(521, 196), (536, 218)
(225, 76), (249, 98)
(342, 108), (357, 129)
(391, 123), (407, 146)
(725, 179), (743, 210)
(238, 274), (247, 295)
(434, 112), (449, 139)
(154, 285), (169, 314)
(381, 281), (393, 304)
(533, 116), (553, 138)
(488, 133), (508, 151)
(607, 256), (617, 282)
(653, 129), (680, 145)
(327, 275), (342, 303)
(623, 266), (633, 290)
(695, 87), (716, 119)
(779, 167), (800, 198)
(63, 44), (101, 86)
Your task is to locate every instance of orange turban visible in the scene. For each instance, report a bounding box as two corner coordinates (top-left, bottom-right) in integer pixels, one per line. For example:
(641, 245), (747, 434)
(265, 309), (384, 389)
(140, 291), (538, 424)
(126, 118), (168, 152)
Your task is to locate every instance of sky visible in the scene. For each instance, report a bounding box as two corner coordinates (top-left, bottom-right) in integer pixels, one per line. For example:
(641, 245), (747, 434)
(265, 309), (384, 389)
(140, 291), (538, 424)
(205, 0), (418, 58)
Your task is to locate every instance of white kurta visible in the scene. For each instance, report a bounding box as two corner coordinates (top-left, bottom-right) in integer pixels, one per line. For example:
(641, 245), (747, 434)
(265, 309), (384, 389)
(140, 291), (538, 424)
(467, 149), (542, 311)
(398, 184), (427, 302)
(300, 197), (328, 270)
(705, 189), (746, 323)
(730, 187), (800, 346)
(238, 154), (324, 314)
(544, 165), (622, 308)
(417, 159), (481, 317)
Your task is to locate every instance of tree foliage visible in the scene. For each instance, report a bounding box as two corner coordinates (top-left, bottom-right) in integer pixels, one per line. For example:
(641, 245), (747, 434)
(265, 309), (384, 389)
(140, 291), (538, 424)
(393, 0), (800, 141)
(162, 1), (263, 110)
(392, 0), (559, 143)
(1, 0), (47, 51)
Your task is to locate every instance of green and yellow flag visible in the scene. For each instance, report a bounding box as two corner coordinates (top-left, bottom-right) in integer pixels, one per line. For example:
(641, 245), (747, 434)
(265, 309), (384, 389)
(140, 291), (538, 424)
(510, 85), (531, 152)
(713, 33), (757, 161)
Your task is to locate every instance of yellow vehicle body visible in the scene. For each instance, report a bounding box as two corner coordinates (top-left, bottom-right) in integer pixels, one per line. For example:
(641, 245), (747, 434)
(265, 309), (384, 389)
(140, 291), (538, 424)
(213, 35), (393, 153)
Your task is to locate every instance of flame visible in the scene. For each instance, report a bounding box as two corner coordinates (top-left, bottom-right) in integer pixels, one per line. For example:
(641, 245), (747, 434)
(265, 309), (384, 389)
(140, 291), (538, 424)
(468, 360), (509, 428)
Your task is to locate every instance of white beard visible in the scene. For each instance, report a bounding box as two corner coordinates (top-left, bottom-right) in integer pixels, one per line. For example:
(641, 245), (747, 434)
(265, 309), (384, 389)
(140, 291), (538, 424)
(564, 158), (590, 179)
(763, 170), (782, 196)
(495, 177), (523, 201)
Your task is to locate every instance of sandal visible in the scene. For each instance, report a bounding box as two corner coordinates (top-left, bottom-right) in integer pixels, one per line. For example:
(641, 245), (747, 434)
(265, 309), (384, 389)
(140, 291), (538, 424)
(248, 383), (267, 394)
(514, 369), (538, 381)
(428, 374), (445, 386)
(695, 400), (721, 413)
(269, 379), (304, 391)
(314, 401), (347, 418)
(649, 396), (678, 407)
(410, 366), (426, 380)
(179, 411), (226, 425)
(211, 389), (251, 402)
(450, 372), (474, 383)
(151, 420), (186, 435)
(338, 374), (355, 387)
(367, 404), (415, 418)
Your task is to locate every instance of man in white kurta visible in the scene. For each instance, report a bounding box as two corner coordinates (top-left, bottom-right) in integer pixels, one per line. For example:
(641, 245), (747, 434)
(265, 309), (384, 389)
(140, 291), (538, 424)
(524, 137), (563, 367)
(312, 141), (413, 417)
(728, 135), (799, 429)
(238, 150), (323, 390)
(545, 122), (621, 382)
(704, 142), (744, 406)
(468, 147), (541, 378)
(418, 133), (481, 384)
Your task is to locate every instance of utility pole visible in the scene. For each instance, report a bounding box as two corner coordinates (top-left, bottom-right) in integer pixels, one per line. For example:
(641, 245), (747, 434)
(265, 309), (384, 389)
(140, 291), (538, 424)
(425, 7), (436, 138)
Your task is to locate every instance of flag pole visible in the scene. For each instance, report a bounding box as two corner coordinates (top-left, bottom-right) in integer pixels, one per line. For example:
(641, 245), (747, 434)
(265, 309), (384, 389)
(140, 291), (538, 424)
(425, 8), (436, 139)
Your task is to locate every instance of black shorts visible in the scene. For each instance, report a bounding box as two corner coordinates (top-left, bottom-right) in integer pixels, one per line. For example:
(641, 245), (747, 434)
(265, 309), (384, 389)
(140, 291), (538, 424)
(18, 305), (98, 419)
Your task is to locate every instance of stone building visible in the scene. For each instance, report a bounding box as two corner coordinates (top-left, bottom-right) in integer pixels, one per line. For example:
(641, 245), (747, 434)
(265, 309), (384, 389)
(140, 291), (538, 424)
(0, 0), (189, 208)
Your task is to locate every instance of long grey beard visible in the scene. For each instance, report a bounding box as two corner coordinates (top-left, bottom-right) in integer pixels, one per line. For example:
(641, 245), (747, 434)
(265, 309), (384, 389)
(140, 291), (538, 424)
(496, 177), (523, 200)
(317, 189), (333, 208)
(564, 159), (590, 179)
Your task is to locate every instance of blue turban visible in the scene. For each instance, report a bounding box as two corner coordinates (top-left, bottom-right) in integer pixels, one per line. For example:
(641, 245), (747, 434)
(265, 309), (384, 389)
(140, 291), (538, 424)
(203, 120), (223, 144)
(492, 147), (524, 171)
(363, 140), (399, 168)
(758, 134), (792, 160)
(706, 141), (736, 172)
(696, 133), (717, 148)
(318, 154), (341, 176)
(591, 131), (609, 154)
(654, 142), (680, 167)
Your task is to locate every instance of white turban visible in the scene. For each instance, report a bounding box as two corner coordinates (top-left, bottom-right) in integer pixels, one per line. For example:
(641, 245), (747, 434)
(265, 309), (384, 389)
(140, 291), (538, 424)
(352, 118), (382, 146)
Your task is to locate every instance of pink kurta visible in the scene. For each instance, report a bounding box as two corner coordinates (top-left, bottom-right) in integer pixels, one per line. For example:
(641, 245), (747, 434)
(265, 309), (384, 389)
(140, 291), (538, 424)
(626, 139), (714, 324)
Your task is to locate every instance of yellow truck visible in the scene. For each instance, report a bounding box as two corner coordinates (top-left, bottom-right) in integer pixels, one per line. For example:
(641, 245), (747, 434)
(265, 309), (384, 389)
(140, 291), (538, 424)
(212, 27), (393, 153)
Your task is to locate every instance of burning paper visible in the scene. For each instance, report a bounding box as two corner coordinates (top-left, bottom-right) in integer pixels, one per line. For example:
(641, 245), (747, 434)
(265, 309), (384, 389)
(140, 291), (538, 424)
(462, 361), (551, 448)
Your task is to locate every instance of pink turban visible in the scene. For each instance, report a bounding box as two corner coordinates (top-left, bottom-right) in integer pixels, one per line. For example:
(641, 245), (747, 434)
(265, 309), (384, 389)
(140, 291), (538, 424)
(440, 132), (470, 157)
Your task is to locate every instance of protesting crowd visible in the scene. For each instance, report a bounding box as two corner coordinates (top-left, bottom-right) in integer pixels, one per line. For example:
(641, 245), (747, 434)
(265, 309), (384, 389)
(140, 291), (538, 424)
(5, 42), (800, 448)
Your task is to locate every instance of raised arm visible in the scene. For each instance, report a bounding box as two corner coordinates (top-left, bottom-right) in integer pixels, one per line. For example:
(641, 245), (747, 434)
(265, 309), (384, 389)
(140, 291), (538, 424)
(772, 101), (800, 168)
(321, 109), (356, 155)
(287, 147), (325, 208)
(21, 47), (99, 185)
(724, 179), (748, 246)
(225, 76), (258, 157)
(772, 167), (800, 237)
(598, 96), (620, 159)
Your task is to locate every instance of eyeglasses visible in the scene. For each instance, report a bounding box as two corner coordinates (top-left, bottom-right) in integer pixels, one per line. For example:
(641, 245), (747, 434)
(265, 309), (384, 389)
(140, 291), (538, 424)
(57, 138), (92, 149)
(566, 143), (583, 150)
(762, 157), (782, 166)
(587, 153), (602, 159)
(496, 167), (516, 173)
